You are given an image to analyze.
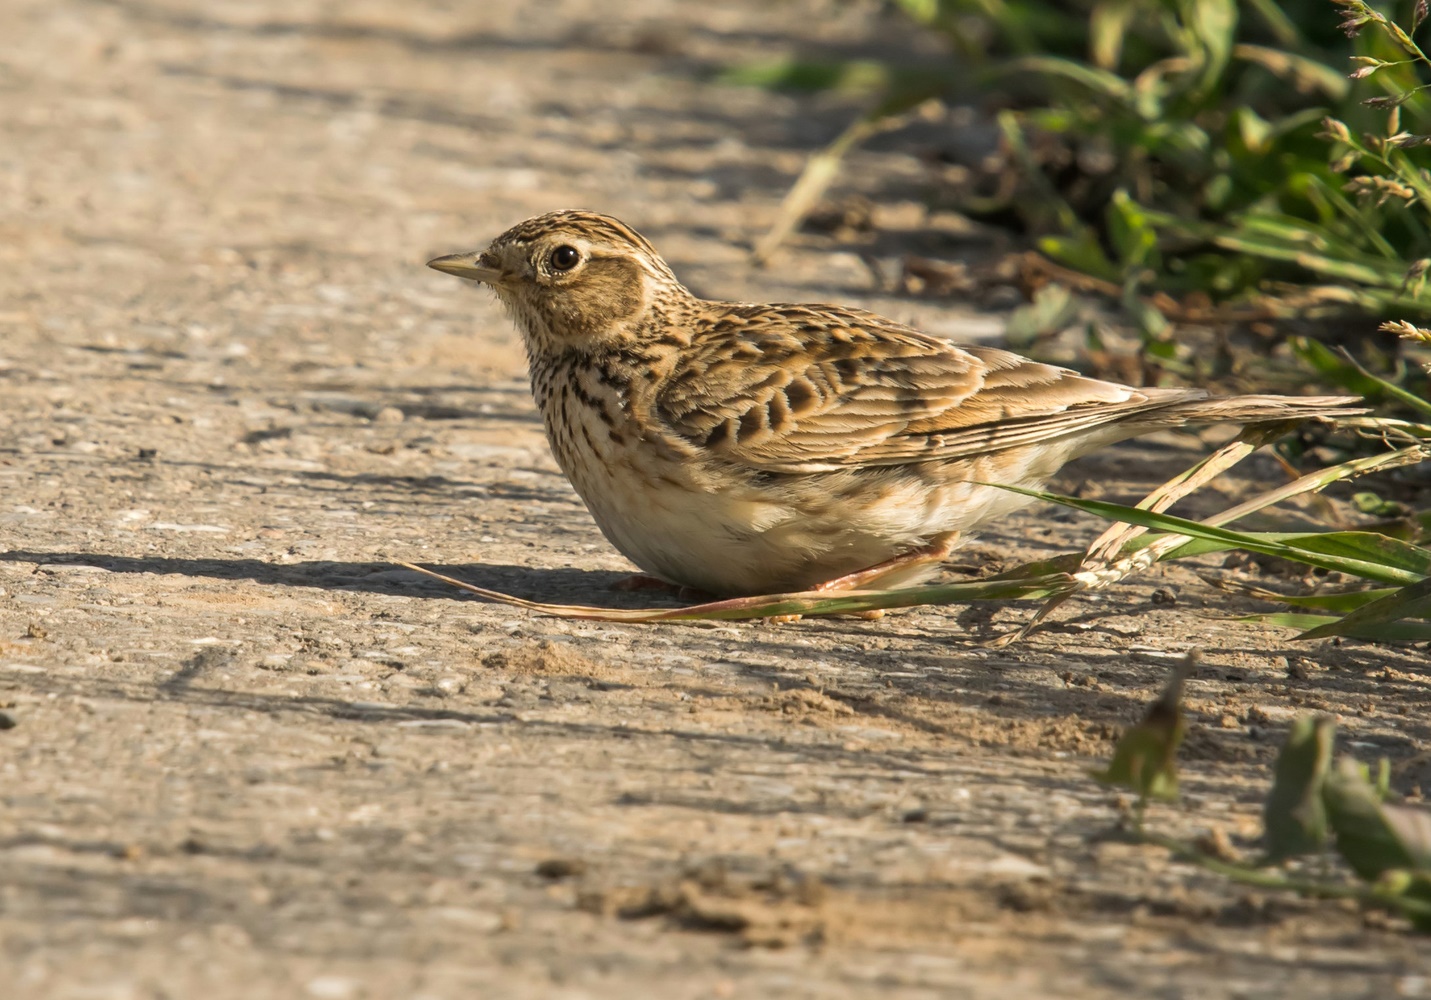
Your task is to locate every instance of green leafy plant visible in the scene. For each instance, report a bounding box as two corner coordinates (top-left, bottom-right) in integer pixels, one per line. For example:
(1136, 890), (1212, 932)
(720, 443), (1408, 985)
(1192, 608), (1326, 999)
(1091, 653), (1194, 816)
(734, 0), (1431, 381)
(1094, 688), (1431, 933)
(998, 0), (1431, 313)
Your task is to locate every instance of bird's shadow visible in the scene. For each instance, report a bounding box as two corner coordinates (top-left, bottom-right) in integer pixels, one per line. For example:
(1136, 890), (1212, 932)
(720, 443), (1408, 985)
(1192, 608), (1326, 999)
(0, 550), (675, 609)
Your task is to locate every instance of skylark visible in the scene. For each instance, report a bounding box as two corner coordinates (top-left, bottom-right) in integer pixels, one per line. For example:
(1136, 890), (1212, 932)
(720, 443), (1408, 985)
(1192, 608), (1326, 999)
(429, 211), (1360, 597)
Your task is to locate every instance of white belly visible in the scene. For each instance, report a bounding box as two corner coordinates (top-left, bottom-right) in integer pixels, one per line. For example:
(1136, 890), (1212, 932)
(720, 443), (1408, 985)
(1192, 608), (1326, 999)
(555, 429), (1070, 596)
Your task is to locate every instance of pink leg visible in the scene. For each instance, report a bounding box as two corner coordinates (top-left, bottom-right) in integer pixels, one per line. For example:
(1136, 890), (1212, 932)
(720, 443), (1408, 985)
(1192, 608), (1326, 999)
(765, 533), (959, 624)
(809, 532), (960, 592)
(610, 574), (710, 601)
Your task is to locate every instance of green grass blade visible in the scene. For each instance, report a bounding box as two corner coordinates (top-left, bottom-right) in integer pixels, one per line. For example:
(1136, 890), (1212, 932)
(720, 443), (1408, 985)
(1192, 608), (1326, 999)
(1237, 0), (1302, 48)
(1232, 42), (1347, 97)
(1239, 613), (1431, 641)
(994, 484), (1430, 585)
(1202, 576), (1401, 611)
(1296, 577), (1431, 639)
(1255, 587), (1400, 612)
(1172, 531), (1430, 583)
(1212, 230), (1402, 286)
(1291, 338), (1431, 418)
(1001, 55), (1134, 103)
(1283, 531), (1431, 579)
(1339, 356), (1431, 421)
(1150, 442), (1431, 563)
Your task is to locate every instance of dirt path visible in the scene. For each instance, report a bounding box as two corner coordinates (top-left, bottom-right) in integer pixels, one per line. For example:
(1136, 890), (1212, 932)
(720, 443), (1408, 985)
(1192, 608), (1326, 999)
(2, 1), (1429, 997)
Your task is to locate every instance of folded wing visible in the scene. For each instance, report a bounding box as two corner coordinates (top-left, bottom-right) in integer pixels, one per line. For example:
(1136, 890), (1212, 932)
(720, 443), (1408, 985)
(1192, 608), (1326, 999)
(656, 303), (1201, 474)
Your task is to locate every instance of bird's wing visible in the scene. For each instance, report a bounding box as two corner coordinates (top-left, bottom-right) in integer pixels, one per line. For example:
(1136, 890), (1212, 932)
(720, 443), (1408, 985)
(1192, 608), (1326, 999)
(655, 304), (1197, 473)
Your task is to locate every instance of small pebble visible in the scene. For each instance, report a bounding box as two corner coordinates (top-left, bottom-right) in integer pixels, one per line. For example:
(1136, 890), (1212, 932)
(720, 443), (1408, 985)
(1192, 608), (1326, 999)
(1244, 705), (1273, 725)
(535, 857), (586, 879)
(372, 406), (405, 424)
(305, 976), (360, 1000)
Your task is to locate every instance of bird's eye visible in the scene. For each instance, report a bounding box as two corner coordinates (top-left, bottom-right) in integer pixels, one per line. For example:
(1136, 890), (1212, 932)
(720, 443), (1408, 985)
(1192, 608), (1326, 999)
(549, 245), (580, 271)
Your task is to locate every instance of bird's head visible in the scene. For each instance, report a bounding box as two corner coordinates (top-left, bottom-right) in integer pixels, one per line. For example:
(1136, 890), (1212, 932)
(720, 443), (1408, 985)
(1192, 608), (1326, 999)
(428, 210), (687, 356)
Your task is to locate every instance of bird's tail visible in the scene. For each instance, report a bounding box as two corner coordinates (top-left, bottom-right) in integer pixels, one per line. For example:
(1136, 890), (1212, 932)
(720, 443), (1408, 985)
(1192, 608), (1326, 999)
(1135, 393), (1367, 428)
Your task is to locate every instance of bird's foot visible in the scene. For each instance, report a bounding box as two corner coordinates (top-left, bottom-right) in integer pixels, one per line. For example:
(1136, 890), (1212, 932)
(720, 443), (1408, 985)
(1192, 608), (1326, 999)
(609, 574), (709, 601)
(761, 533), (960, 625)
(809, 532), (960, 593)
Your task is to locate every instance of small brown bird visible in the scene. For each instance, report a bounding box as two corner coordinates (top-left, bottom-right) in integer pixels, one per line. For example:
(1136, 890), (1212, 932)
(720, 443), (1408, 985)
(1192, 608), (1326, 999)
(429, 211), (1359, 597)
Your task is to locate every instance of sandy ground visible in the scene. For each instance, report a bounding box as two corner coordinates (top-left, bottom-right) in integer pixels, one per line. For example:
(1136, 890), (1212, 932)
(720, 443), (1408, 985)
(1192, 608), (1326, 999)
(2, 1), (1430, 997)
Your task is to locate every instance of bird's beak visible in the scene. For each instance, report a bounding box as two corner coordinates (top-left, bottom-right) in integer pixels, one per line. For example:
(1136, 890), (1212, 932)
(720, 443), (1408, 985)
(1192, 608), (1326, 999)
(427, 252), (503, 283)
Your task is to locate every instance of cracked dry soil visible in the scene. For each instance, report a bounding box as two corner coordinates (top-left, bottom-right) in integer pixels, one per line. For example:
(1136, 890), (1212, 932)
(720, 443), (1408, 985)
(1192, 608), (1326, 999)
(2, 1), (1429, 997)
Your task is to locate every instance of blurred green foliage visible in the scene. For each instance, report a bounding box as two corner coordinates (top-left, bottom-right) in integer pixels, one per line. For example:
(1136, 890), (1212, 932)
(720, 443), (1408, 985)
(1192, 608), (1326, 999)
(1097, 692), (1431, 932)
(905, 0), (1431, 315)
(737, 0), (1431, 322)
